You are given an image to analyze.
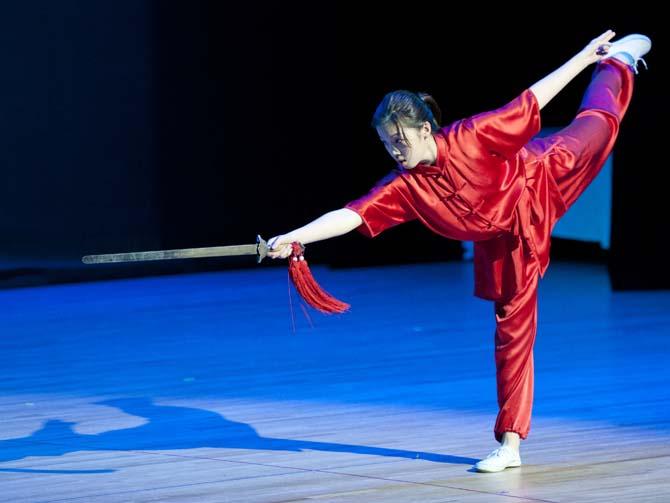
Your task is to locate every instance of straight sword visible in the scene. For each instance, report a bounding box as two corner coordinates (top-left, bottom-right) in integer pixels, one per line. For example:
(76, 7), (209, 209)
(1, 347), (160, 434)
(82, 235), (269, 264)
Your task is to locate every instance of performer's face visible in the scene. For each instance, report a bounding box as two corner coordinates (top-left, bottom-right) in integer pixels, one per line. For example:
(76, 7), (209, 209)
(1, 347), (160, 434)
(376, 121), (434, 169)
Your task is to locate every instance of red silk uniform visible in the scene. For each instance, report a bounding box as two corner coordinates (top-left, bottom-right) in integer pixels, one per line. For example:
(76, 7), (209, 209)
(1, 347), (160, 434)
(345, 59), (634, 441)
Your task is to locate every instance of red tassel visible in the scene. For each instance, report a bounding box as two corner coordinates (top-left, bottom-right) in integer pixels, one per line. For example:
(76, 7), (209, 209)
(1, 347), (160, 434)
(287, 242), (350, 314)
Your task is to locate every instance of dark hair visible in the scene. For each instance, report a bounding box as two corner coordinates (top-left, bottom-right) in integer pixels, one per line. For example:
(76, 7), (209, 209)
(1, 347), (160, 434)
(371, 90), (442, 143)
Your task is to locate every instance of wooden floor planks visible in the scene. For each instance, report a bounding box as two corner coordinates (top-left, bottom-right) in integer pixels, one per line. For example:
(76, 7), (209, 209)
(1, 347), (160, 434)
(1, 261), (669, 502)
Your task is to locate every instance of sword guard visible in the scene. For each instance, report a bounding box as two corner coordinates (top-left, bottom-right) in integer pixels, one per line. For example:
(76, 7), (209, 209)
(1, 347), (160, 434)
(256, 235), (269, 263)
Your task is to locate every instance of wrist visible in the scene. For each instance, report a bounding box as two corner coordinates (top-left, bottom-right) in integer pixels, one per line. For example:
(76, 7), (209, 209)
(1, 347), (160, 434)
(284, 231), (301, 244)
(572, 51), (593, 70)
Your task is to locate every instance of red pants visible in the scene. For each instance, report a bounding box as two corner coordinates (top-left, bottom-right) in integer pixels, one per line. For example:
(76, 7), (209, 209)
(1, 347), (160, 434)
(492, 58), (634, 442)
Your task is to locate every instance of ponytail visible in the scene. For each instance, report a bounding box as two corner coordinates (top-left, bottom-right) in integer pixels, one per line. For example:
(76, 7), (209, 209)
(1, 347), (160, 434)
(417, 92), (442, 130)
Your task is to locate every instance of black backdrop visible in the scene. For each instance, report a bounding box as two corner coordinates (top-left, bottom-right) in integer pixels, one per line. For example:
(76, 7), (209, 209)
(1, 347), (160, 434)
(1, 2), (667, 289)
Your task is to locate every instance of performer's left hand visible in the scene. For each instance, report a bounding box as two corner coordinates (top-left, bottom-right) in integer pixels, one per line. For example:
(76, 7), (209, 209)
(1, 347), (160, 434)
(578, 29), (617, 65)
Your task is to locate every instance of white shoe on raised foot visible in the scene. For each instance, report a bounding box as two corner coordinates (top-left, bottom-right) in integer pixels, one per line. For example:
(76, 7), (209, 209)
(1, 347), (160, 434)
(601, 34), (652, 74)
(474, 445), (522, 473)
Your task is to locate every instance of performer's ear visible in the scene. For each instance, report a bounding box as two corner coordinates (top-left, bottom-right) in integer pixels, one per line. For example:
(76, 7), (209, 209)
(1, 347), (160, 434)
(422, 121), (432, 137)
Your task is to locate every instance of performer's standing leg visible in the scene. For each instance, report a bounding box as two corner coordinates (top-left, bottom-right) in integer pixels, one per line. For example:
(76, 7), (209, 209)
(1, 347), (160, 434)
(487, 57), (636, 454)
(492, 59), (635, 445)
(492, 261), (540, 443)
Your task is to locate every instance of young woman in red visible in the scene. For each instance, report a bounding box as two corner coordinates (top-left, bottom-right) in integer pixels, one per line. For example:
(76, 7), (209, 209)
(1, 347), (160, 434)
(267, 30), (651, 472)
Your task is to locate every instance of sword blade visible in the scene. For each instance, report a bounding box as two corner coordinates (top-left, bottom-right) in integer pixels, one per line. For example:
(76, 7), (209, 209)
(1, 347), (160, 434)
(82, 236), (268, 264)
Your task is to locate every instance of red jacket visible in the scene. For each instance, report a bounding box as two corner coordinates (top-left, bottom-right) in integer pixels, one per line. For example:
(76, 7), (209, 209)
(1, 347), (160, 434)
(345, 90), (567, 301)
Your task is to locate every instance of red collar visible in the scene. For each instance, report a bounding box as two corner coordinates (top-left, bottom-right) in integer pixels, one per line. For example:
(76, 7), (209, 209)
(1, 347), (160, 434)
(404, 131), (447, 175)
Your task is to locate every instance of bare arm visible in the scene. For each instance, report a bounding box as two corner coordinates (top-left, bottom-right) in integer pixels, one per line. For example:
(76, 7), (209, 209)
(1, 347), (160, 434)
(529, 30), (615, 110)
(267, 208), (363, 259)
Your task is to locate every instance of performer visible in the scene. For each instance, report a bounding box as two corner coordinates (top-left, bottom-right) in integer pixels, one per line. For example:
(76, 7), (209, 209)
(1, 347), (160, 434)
(267, 31), (651, 472)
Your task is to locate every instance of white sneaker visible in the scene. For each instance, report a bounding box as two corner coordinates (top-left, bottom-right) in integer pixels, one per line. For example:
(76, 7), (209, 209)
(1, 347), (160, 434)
(474, 445), (522, 473)
(602, 34), (652, 74)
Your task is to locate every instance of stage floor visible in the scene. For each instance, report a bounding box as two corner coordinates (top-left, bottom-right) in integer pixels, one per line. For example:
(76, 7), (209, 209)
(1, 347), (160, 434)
(1, 261), (669, 502)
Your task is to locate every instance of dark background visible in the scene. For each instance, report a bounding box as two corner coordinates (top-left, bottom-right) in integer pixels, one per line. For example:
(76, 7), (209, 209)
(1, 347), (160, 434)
(1, 2), (667, 290)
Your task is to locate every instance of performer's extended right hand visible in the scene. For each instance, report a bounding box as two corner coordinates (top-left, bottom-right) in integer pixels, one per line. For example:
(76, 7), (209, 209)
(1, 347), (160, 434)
(267, 235), (294, 259)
